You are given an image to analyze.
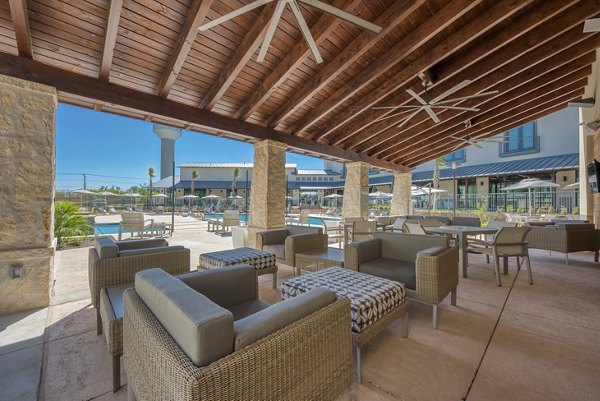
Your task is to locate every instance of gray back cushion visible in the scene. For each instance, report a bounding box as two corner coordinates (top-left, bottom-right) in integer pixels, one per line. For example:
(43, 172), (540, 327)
(233, 287), (336, 351)
(118, 245), (185, 257)
(286, 225), (323, 236)
(94, 237), (119, 259)
(135, 268), (234, 367)
(375, 232), (448, 262)
(116, 238), (168, 251)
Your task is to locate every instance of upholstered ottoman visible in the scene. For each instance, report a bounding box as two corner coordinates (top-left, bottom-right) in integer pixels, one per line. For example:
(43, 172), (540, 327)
(281, 267), (408, 383)
(198, 247), (278, 289)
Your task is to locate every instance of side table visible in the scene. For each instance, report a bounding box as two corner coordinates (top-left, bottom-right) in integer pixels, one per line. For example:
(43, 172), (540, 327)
(295, 247), (344, 276)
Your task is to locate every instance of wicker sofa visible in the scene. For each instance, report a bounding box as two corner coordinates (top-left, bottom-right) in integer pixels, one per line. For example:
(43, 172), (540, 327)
(526, 223), (600, 264)
(256, 225), (323, 268)
(346, 232), (459, 328)
(124, 265), (352, 401)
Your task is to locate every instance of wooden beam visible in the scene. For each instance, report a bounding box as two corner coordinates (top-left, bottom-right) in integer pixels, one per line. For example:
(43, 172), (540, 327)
(234, 0), (363, 120)
(399, 86), (584, 164)
(329, 0), (581, 147)
(289, 0), (493, 134)
(0, 53), (408, 173)
(99, 0), (123, 81)
(316, 0), (537, 144)
(377, 54), (595, 161)
(264, 0), (429, 128)
(8, 0), (32, 58)
(396, 74), (590, 163)
(157, 0), (214, 98)
(199, 3), (277, 110)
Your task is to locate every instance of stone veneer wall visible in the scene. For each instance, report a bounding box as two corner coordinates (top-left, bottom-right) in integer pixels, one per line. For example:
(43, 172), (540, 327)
(390, 172), (412, 216)
(247, 140), (286, 248)
(342, 162), (369, 219)
(0, 74), (57, 314)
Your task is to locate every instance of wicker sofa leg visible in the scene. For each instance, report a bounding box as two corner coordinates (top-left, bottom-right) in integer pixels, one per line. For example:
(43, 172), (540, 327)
(96, 309), (102, 335)
(451, 287), (457, 306)
(127, 383), (137, 401)
(595, 251), (599, 263)
(113, 354), (122, 392)
(525, 255), (533, 285)
(354, 345), (361, 384)
(432, 304), (438, 329)
(400, 312), (409, 338)
(565, 253), (569, 265)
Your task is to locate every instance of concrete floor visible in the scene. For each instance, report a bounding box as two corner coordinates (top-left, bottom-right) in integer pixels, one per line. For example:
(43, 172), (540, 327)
(1, 215), (599, 400)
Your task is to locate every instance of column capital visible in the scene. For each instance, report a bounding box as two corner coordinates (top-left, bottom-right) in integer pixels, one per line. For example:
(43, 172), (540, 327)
(253, 139), (287, 150)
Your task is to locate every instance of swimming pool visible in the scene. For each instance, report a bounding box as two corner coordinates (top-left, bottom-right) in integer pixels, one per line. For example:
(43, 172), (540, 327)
(94, 223), (121, 235)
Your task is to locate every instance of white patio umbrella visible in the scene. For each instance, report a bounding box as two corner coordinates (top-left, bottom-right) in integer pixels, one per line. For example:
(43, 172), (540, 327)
(69, 188), (95, 206)
(153, 193), (169, 198)
(323, 193), (343, 208)
(561, 182), (580, 190)
(183, 194), (199, 207)
(98, 191), (117, 205)
(501, 178), (560, 215)
(411, 186), (447, 196)
(369, 191), (392, 198)
(126, 192), (143, 206)
(201, 194), (222, 209)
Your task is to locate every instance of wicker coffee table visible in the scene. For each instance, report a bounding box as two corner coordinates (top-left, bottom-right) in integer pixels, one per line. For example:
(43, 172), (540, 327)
(295, 247), (344, 276)
(282, 267), (408, 383)
(198, 247), (278, 289)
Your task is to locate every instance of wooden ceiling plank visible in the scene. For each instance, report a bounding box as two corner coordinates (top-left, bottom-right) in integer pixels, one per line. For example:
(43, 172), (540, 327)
(234, 0), (363, 120)
(376, 53), (595, 160)
(0, 52), (408, 173)
(290, 0), (488, 134)
(368, 29), (600, 159)
(317, 0), (536, 144)
(330, 0), (580, 147)
(264, 0), (429, 128)
(7, 0), (32, 58)
(346, 5), (600, 154)
(398, 88), (585, 164)
(392, 71), (591, 162)
(199, 3), (277, 110)
(157, 0), (214, 98)
(99, 0), (123, 81)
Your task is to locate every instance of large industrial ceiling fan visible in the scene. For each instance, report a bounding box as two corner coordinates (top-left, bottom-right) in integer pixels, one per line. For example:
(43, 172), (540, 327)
(583, 17), (600, 32)
(450, 120), (508, 150)
(372, 79), (499, 128)
(198, 0), (382, 64)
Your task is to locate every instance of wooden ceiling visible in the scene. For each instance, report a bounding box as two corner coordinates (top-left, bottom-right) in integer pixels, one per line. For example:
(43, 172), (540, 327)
(1, 0), (598, 171)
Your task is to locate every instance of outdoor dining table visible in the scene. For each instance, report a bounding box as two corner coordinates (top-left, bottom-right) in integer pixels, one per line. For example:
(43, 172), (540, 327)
(426, 225), (499, 278)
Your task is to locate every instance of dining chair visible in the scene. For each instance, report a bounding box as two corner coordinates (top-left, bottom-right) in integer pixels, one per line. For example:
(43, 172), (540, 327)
(321, 218), (343, 248)
(351, 220), (377, 242)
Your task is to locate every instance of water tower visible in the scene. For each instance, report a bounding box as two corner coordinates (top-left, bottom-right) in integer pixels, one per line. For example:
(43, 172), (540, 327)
(152, 123), (182, 179)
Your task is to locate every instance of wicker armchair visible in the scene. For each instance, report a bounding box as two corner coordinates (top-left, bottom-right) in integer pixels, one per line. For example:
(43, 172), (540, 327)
(526, 223), (600, 264)
(124, 266), (352, 401)
(346, 232), (458, 329)
(256, 225), (323, 268)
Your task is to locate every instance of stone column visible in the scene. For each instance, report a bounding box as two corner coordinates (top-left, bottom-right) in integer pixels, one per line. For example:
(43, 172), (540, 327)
(0, 75), (57, 314)
(390, 172), (412, 216)
(342, 162), (370, 220)
(247, 140), (286, 248)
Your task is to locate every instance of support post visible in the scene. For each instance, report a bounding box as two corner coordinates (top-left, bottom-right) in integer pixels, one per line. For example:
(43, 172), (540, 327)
(390, 171), (412, 216)
(342, 162), (370, 220)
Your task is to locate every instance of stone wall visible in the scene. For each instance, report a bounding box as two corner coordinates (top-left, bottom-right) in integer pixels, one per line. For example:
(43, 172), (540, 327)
(247, 140), (286, 248)
(342, 162), (369, 219)
(0, 75), (57, 314)
(390, 172), (412, 216)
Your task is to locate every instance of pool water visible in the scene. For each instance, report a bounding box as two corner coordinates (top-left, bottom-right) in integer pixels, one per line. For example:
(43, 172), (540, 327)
(94, 223), (121, 235)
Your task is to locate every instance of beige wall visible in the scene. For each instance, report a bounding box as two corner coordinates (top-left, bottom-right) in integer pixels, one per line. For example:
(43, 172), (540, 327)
(476, 177), (489, 194)
(0, 75), (57, 314)
(556, 170), (577, 188)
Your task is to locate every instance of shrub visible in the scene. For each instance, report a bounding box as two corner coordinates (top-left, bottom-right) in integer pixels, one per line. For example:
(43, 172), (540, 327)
(54, 201), (91, 249)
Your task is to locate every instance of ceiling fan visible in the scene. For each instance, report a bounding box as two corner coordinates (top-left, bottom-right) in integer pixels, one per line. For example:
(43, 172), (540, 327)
(450, 120), (509, 150)
(372, 79), (500, 128)
(583, 18), (600, 32)
(198, 0), (382, 64)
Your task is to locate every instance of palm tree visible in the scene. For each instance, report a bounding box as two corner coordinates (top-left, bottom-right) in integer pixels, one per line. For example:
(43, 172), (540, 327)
(191, 169), (198, 196)
(54, 201), (91, 248)
(231, 167), (240, 196)
(147, 167), (155, 206)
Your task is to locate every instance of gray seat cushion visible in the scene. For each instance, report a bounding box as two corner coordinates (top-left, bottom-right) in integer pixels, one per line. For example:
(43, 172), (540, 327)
(263, 244), (285, 260)
(359, 258), (416, 290)
(135, 268), (234, 367)
(227, 299), (271, 321)
(233, 287), (336, 351)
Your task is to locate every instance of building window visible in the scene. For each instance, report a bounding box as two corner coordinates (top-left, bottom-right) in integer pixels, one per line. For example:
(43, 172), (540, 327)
(312, 177), (317, 181)
(318, 177), (323, 181)
(500, 122), (539, 157)
(444, 149), (466, 164)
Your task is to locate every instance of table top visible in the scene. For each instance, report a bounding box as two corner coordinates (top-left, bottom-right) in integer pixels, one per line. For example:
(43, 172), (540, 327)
(296, 247), (344, 262)
(427, 226), (498, 235)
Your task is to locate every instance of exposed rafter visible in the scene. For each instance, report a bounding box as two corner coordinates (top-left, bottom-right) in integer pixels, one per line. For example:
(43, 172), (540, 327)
(99, 0), (123, 81)
(7, 0), (32, 58)
(157, 0), (214, 98)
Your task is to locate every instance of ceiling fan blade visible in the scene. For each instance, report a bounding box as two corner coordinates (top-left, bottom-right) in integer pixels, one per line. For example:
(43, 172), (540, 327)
(257, 0), (287, 62)
(435, 90), (500, 104)
(406, 89), (429, 106)
(373, 109), (419, 123)
(473, 141), (483, 149)
(397, 109), (421, 128)
(423, 106), (441, 123)
(431, 80), (472, 103)
(583, 18), (600, 33)
(429, 105), (480, 112)
(300, 0), (382, 34)
(372, 105), (420, 109)
(199, 0), (274, 31)
(289, 0), (323, 63)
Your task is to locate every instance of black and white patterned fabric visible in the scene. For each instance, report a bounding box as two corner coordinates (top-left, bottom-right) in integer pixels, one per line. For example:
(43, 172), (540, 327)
(199, 247), (276, 271)
(281, 267), (405, 333)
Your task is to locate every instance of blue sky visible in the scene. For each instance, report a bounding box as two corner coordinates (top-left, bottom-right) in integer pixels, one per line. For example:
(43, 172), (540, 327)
(55, 104), (324, 191)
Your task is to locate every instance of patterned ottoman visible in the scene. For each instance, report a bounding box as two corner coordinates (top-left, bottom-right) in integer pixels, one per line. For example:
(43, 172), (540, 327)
(198, 247), (278, 289)
(281, 267), (408, 383)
